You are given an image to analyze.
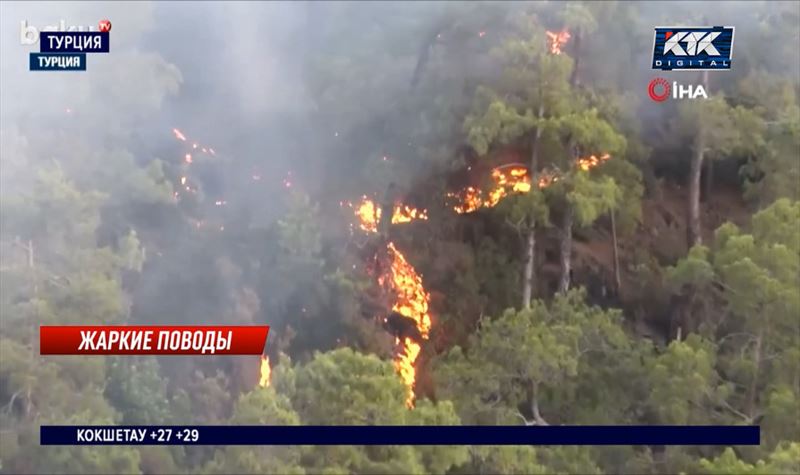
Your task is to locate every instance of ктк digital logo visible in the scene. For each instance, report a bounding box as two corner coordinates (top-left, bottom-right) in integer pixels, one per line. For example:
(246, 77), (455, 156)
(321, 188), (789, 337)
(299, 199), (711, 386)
(652, 26), (734, 71)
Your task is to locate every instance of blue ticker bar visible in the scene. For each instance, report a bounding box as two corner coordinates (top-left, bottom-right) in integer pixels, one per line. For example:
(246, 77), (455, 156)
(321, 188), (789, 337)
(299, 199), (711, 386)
(41, 425), (760, 446)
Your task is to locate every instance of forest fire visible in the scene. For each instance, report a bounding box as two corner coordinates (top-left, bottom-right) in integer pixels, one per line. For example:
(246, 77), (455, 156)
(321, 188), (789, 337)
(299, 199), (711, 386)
(381, 242), (432, 406)
(170, 128), (221, 202)
(258, 355), (271, 387)
(354, 198), (379, 232)
(449, 165), (543, 213)
(395, 337), (422, 401)
(577, 153), (611, 171)
(546, 29), (571, 55)
(393, 204), (430, 225)
(450, 154), (610, 213)
(172, 128), (187, 141)
(347, 152), (610, 403)
(351, 197), (428, 233)
(350, 198), (431, 406)
(176, 28), (568, 397)
(382, 242), (432, 339)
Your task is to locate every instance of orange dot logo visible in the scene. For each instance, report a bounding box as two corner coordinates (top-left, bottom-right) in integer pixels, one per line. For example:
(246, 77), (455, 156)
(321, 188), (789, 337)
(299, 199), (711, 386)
(98, 19), (111, 33)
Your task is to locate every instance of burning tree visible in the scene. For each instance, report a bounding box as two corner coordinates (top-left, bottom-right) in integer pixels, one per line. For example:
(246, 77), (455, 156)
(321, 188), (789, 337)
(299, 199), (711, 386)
(463, 13), (628, 301)
(349, 196), (432, 407)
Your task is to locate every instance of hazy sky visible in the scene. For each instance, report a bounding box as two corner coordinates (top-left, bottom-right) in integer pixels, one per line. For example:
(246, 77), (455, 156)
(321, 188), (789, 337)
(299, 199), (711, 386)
(0, 1), (320, 201)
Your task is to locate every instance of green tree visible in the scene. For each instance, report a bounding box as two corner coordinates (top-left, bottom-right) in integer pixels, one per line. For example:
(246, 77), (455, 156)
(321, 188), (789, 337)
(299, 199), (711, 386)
(700, 442), (800, 475)
(436, 289), (632, 428)
(464, 12), (631, 298)
(668, 199), (800, 452)
(284, 348), (467, 474)
(645, 335), (720, 425)
(0, 165), (144, 473)
(105, 357), (171, 426)
(462, 15), (564, 306)
(454, 446), (547, 475)
(203, 388), (304, 475)
(675, 96), (763, 247)
(736, 71), (800, 206)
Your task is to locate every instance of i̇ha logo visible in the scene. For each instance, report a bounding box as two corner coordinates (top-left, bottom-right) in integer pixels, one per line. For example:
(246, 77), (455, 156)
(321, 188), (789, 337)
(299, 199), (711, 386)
(648, 77), (708, 103)
(648, 77), (670, 102)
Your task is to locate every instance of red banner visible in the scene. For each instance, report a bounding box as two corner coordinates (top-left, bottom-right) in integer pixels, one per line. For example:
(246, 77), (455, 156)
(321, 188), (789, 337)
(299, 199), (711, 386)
(40, 325), (269, 355)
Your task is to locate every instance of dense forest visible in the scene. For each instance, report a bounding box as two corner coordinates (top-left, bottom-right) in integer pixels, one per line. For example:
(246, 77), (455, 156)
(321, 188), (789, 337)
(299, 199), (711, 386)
(0, 1), (798, 473)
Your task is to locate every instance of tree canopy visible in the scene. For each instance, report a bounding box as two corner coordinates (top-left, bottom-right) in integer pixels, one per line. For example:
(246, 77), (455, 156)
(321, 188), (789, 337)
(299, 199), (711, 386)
(0, 1), (798, 474)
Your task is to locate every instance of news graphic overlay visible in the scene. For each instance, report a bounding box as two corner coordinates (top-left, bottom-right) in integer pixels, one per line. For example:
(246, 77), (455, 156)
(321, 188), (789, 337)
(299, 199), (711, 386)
(648, 77), (670, 102)
(652, 26), (734, 71)
(24, 19), (111, 71)
(40, 425), (760, 446)
(40, 326), (269, 355)
(647, 77), (709, 103)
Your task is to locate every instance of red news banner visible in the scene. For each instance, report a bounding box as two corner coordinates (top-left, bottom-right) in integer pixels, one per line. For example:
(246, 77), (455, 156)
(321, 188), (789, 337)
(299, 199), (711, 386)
(40, 326), (269, 355)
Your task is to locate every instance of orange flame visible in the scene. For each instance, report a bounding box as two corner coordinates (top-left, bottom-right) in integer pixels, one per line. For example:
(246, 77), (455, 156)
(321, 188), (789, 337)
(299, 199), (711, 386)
(351, 199), (431, 406)
(546, 29), (571, 55)
(449, 165), (540, 213)
(352, 198), (428, 233)
(450, 154), (610, 213)
(392, 204), (429, 225)
(259, 355), (271, 387)
(346, 151), (608, 404)
(576, 153), (611, 171)
(382, 242), (432, 339)
(173, 128), (187, 141)
(395, 337), (422, 402)
(382, 242), (431, 406)
(355, 198), (380, 232)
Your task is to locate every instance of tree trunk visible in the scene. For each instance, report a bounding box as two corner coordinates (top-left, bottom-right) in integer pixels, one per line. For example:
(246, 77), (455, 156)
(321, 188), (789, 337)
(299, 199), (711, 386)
(522, 104), (544, 309)
(378, 183), (397, 239)
(704, 156), (714, 203)
(522, 230), (535, 308)
(558, 204), (574, 293)
(559, 45), (581, 295)
(687, 135), (705, 247)
(687, 70), (709, 248)
(611, 208), (621, 296)
(569, 31), (582, 87)
(747, 329), (763, 420)
(531, 381), (549, 426)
